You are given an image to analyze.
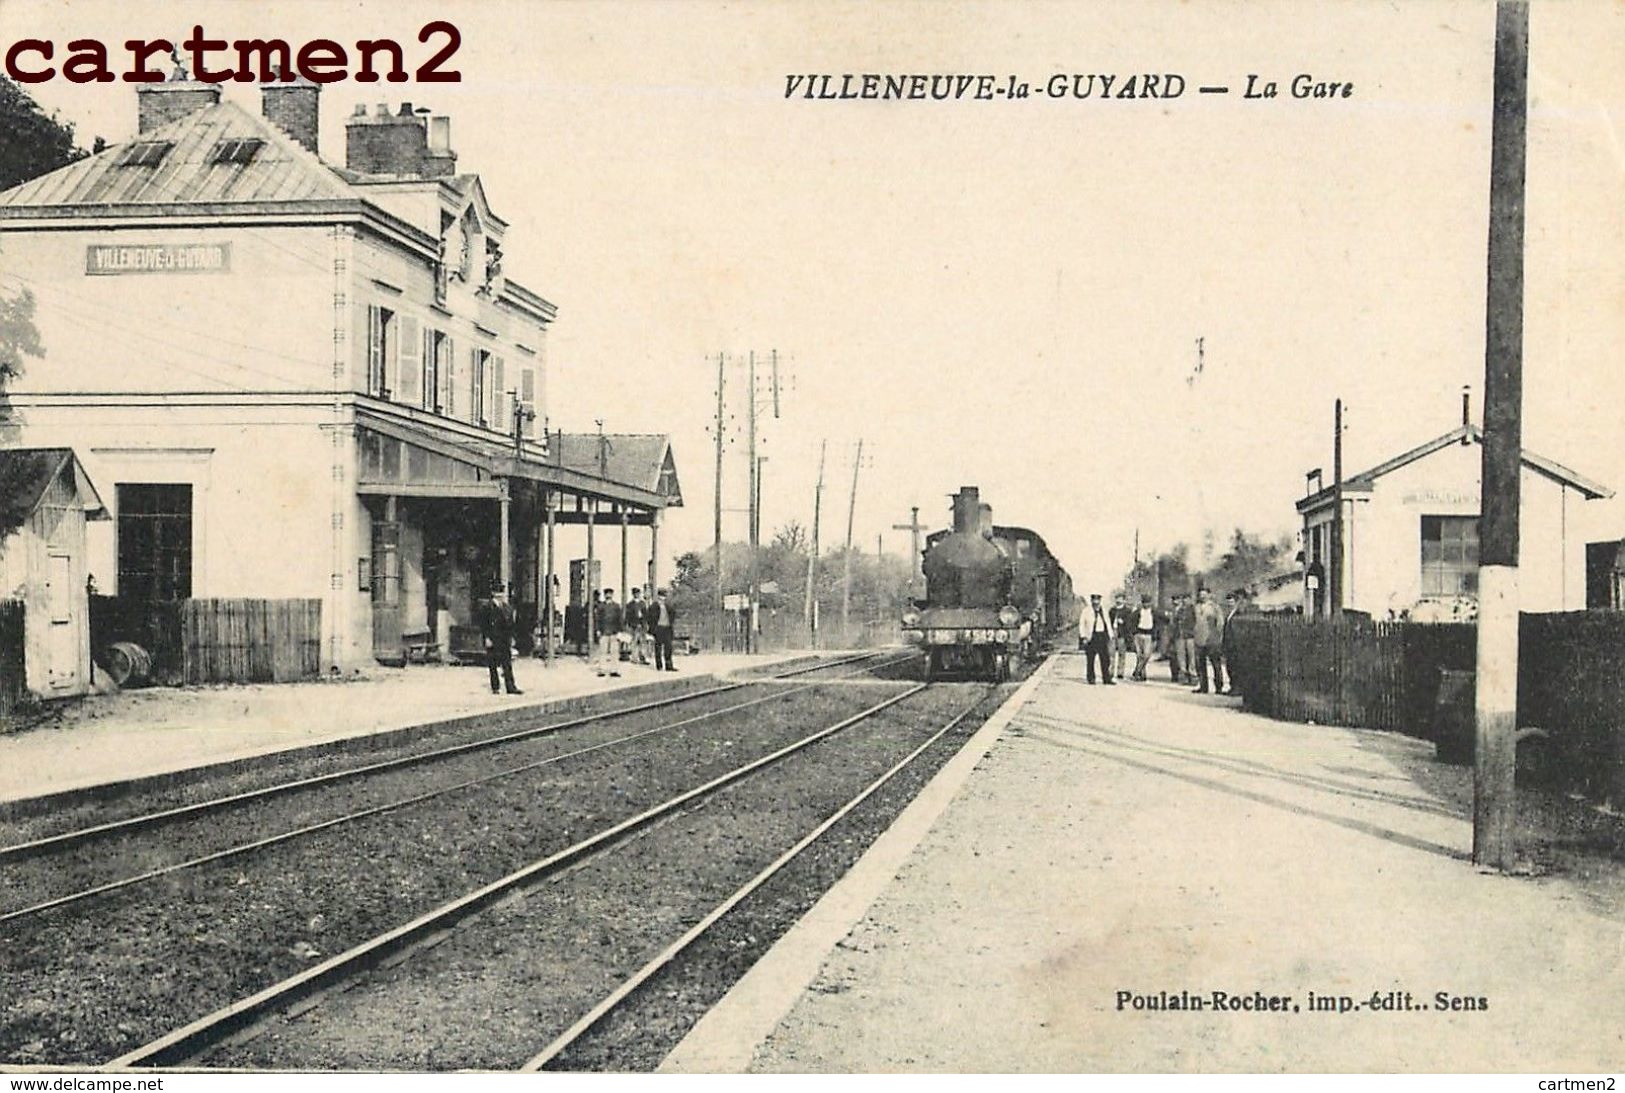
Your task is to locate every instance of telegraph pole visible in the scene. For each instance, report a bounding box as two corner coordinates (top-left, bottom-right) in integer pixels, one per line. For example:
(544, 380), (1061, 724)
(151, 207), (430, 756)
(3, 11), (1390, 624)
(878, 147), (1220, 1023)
(713, 352), (725, 651)
(875, 533), (884, 627)
(1475, 0), (1529, 871)
(892, 506), (924, 596)
(805, 440), (826, 643)
(841, 438), (864, 640)
(1330, 398), (1344, 618)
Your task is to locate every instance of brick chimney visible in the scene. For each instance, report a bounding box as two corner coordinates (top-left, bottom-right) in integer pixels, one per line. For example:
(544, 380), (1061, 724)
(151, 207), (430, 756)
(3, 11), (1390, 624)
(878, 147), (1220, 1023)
(262, 80), (320, 155)
(344, 102), (457, 178)
(137, 81), (221, 134)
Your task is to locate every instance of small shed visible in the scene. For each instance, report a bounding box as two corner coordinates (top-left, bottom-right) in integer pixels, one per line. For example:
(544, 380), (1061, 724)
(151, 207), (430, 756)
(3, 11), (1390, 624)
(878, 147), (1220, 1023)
(0, 448), (108, 698)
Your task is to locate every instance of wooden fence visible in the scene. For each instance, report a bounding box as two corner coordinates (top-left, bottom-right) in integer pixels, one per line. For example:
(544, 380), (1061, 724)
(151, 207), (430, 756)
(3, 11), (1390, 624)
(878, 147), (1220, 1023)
(181, 598), (322, 684)
(90, 596), (322, 685)
(1226, 611), (1625, 807)
(0, 599), (24, 714)
(1225, 615), (1474, 734)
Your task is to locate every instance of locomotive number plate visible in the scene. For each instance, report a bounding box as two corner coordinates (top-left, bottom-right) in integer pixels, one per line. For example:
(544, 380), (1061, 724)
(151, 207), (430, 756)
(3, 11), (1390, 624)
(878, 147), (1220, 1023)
(927, 628), (1001, 644)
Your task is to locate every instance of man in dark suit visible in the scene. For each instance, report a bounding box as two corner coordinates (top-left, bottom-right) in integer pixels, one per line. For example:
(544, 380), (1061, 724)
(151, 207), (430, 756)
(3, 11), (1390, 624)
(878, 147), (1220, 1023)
(478, 586), (522, 695)
(649, 588), (677, 671)
(624, 587), (650, 664)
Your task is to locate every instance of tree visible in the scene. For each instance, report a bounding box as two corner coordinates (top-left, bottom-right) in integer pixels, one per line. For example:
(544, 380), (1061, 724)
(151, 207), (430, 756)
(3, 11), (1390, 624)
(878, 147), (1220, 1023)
(1, 75), (91, 426)
(0, 75), (95, 193)
(0, 287), (42, 390)
(1119, 530), (1289, 604)
(672, 550), (708, 592)
(1204, 528), (1293, 597)
(770, 521), (808, 557)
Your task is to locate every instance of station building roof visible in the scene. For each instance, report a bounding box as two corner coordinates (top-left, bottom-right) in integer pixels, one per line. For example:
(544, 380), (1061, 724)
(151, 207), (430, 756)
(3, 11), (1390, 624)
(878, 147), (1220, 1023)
(1297, 424), (1612, 515)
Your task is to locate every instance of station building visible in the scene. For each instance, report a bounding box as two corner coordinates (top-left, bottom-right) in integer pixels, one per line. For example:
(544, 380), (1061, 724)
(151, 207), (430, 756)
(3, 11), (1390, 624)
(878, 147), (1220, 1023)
(0, 79), (680, 670)
(1296, 420), (1611, 619)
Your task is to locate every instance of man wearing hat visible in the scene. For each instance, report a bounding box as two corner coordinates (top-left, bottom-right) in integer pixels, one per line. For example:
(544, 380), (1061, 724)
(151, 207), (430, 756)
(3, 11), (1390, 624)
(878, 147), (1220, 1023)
(478, 585), (523, 695)
(1131, 594), (1156, 681)
(1080, 593), (1114, 685)
(649, 587), (678, 671)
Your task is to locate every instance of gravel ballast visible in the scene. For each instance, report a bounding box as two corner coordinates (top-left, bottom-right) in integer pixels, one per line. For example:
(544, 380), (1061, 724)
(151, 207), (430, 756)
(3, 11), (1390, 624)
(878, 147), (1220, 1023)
(198, 680), (1013, 1070)
(1, 678), (913, 1065)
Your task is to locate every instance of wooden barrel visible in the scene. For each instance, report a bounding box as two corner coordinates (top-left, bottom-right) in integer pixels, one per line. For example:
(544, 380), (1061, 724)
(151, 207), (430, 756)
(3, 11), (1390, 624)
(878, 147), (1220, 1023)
(104, 642), (152, 687)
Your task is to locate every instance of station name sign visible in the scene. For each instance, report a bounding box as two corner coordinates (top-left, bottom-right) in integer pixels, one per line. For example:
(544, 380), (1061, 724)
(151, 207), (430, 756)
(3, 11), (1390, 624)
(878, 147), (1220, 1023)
(86, 243), (231, 275)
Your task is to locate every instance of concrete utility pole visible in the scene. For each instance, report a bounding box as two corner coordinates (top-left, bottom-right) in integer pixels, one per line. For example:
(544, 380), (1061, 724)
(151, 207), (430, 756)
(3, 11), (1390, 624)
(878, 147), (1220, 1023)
(746, 351), (758, 654)
(805, 439), (825, 644)
(892, 506), (924, 595)
(712, 352), (725, 651)
(543, 489), (555, 666)
(1475, 0), (1529, 872)
(1331, 398), (1345, 618)
(841, 438), (864, 639)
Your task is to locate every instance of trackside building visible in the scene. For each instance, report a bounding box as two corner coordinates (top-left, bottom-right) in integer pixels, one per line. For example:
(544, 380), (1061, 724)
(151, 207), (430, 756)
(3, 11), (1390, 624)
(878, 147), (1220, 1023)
(0, 79), (678, 669)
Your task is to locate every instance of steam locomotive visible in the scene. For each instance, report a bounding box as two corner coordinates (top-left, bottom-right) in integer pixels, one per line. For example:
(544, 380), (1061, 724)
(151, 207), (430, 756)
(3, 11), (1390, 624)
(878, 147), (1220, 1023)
(899, 486), (1075, 681)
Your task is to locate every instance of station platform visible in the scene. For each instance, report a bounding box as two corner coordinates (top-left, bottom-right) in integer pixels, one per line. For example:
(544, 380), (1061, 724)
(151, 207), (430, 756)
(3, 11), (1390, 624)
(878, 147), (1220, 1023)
(662, 655), (1625, 1073)
(0, 650), (809, 807)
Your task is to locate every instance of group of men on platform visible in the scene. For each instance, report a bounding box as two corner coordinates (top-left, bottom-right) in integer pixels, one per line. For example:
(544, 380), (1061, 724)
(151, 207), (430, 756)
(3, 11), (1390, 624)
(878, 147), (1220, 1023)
(476, 585), (680, 695)
(1077, 588), (1243, 695)
(588, 587), (679, 676)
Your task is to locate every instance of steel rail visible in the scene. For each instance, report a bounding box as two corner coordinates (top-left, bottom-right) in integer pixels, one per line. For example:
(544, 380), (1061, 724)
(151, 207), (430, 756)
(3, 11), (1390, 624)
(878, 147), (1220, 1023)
(2, 659), (909, 925)
(108, 681), (930, 1069)
(0, 650), (887, 863)
(520, 687), (993, 1071)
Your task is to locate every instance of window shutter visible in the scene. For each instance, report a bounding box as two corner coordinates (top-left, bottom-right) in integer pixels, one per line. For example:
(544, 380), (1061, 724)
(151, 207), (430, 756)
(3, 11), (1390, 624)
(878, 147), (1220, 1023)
(443, 337), (457, 416)
(421, 329), (435, 409)
(354, 303), (371, 394)
(492, 356), (506, 433)
(362, 305), (380, 394)
(381, 311), (394, 397)
(396, 316), (420, 405)
(521, 368), (537, 437)
(481, 351), (494, 427)
(469, 348), (481, 424)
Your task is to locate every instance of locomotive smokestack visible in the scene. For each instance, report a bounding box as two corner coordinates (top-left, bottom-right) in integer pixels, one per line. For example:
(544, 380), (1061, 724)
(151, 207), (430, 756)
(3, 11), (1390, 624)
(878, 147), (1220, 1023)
(952, 487), (980, 534)
(978, 503), (993, 537)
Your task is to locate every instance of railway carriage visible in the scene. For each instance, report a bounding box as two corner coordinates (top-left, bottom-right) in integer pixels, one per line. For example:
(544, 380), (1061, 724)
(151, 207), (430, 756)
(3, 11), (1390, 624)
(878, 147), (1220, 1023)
(899, 486), (1074, 681)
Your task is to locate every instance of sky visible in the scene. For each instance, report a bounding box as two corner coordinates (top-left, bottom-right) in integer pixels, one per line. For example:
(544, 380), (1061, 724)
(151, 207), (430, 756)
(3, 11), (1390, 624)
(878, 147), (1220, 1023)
(6, 0), (1623, 595)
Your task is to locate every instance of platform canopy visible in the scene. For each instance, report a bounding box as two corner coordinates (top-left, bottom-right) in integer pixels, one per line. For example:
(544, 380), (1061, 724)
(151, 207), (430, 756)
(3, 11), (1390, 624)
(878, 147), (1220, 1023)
(353, 406), (680, 522)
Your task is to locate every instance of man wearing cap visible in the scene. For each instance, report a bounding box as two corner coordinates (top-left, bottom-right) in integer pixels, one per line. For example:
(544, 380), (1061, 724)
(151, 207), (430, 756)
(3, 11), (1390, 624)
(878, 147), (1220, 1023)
(597, 588), (623, 677)
(1109, 592), (1132, 681)
(1132, 594), (1156, 681)
(624, 587), (650, 665)
(649, 587), (678, 671)
(1172, 593), (1198, 685)
(1191, 587), (1226, 694)
(478, 586), (522, 695)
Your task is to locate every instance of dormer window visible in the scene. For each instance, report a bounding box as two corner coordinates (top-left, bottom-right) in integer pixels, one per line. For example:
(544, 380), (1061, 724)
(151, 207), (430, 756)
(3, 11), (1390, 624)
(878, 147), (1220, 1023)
(117, 141), (173, 168)
(209, 138), (265, 165)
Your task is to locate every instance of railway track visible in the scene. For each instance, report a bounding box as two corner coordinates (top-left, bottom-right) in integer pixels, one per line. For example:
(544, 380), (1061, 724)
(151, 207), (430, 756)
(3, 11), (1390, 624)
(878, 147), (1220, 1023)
(2, 651), (914, 923)
(1, 650), (925, 1067)
(123, 672), (1001, 1065)
(523, 689), (995, 1070)
(1, 648), (887, 859)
